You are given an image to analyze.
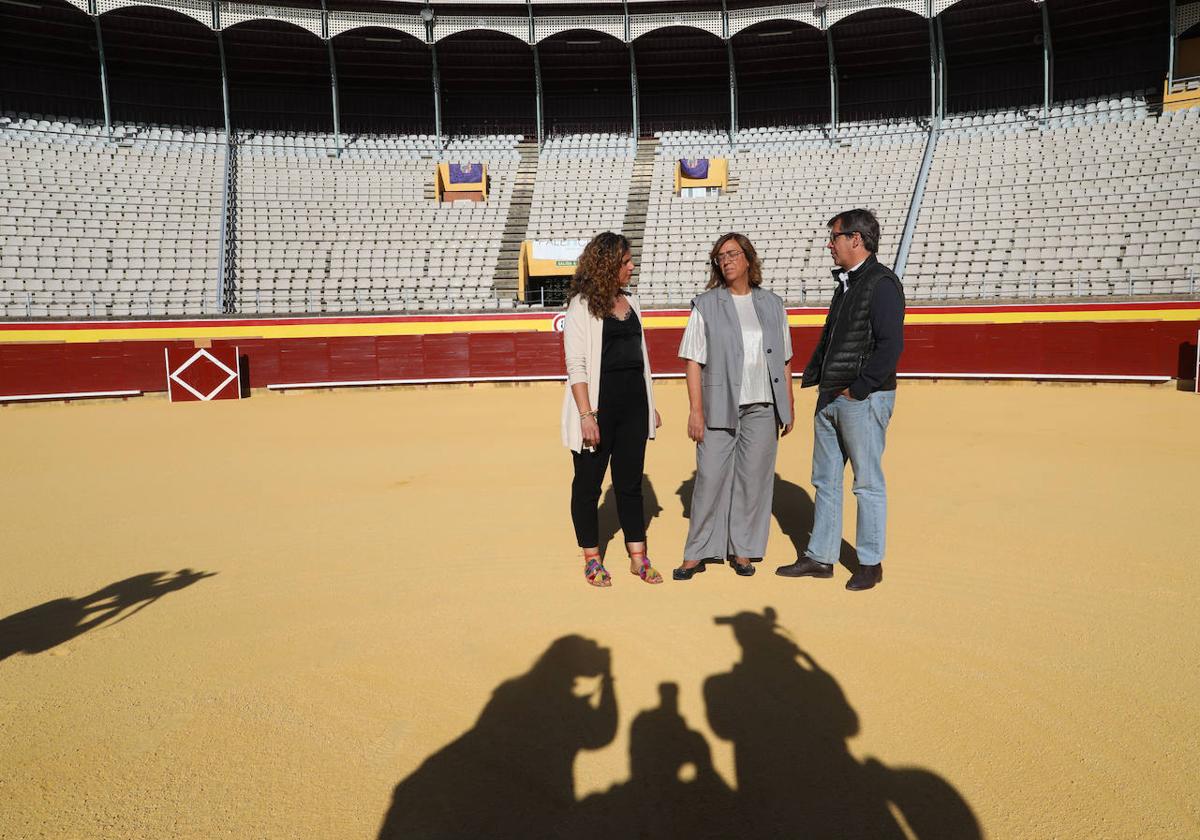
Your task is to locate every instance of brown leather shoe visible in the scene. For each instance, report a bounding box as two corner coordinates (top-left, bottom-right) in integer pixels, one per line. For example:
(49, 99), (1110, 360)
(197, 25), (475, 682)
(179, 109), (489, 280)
(775, 557), (834, 578)
(845, 564), (882, 591)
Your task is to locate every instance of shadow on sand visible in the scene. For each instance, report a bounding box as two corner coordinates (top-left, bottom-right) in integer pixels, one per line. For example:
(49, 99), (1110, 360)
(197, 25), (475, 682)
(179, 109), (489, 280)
(378, 612), (980, 840)
(770, 473), (862, 573)
(596, 474), (663, 561)
(378, 635), (616, 839)
(675, 472), (860, 572)
(0, 569), (216, 662)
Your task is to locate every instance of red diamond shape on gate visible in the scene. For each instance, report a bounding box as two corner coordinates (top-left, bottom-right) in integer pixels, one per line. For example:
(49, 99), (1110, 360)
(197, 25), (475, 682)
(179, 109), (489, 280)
(170, 349), (238, 401)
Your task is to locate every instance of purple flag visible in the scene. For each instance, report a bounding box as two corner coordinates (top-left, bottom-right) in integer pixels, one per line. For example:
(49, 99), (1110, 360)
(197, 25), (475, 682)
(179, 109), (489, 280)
(449, 163), (483, 184)
(680, 158), (709, 179)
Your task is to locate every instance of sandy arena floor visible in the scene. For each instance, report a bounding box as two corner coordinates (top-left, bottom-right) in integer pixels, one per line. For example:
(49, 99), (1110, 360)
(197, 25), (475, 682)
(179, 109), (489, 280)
(1, 379), (1198, 839)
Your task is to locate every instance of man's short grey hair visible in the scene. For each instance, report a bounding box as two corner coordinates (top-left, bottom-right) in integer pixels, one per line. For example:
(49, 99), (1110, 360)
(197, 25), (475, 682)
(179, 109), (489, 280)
(827, 208), (880, 254)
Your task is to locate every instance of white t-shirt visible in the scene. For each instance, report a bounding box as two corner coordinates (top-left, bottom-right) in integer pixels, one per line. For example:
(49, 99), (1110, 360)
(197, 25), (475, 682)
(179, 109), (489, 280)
(678, 293), (793, 406)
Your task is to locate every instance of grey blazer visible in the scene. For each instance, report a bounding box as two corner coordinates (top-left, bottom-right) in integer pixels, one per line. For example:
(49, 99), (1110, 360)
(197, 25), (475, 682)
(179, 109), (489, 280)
(691, 285), (792, 430)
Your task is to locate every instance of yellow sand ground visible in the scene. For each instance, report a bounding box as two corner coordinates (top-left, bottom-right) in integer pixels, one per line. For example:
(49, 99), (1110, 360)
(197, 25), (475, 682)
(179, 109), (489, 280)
(1, 380), (1197, 839)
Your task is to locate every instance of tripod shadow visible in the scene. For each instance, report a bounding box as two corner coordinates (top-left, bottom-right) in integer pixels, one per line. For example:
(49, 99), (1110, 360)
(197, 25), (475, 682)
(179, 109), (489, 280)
(0, 569), (216, 662)
(772, 473), (860, 572)
(705, 607), (980, 839)
(573, 681), (737, 839)
(676, 471), (858, 570)
(596, 474), (662, 561)
(378, 635), (618, 840)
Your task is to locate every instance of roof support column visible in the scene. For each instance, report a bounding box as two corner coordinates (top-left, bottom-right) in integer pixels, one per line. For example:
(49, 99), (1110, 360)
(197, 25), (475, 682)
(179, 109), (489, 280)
(320, 4), (342, 156)
(823, 9), (838, 130)
(936, 14), (947, 124)
(928, 11), (937, 125)
(422, 6), (442, 150)
(625, 2), (639, 139)
(927, 1), (944, 128)
(90, 2), (112, 137)
(722, 0), (737, 143)
(213, 3), (232, 139)
(528, 1), (543, 148)
(1039, 0), (1054, 122)
(1168, 0), (1177, 88)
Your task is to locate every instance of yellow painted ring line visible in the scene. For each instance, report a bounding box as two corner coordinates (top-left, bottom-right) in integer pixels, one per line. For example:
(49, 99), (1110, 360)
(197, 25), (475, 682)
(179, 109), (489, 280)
(726, 309), (1198, 328)
(0, 317), (555, 344)
(903, 308), (1200, 325)
(1, 307), (1197, 345)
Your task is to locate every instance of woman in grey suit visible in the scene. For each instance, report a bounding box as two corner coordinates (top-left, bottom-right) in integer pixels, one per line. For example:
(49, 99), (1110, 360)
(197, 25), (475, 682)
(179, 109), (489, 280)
(674, 233), (795, 580)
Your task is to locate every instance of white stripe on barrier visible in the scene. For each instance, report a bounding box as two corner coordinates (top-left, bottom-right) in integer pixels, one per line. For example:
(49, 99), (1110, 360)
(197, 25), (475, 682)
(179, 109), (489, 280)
(895, 372), (1171, 382)
(268, 375), (568, 390)
(267, 371), (1173, 390)
(0, 390), (143, 403)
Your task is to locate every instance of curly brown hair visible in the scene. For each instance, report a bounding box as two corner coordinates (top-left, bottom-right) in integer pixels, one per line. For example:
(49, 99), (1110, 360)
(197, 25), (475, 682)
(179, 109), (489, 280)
(706, 232), (763, 290)
(567, 231), (632, 318)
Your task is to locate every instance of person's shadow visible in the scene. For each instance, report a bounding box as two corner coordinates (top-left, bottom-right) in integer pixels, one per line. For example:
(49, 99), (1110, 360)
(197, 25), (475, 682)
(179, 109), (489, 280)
(675, 471), (724, 564)
(596, 474), (662, 561)
(572, 682), (737, 839)
(0, 569), (216, 662)
(377, 635), (618, 840)
(676, 473), (695, 521)
(704, 607), (980, 839)
(676, 471), (858, 570)
(771, 473), (860, 572)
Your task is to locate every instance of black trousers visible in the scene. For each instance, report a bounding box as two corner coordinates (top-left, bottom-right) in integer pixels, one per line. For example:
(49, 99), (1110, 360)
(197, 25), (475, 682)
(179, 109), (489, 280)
(570, 368), (649, 548)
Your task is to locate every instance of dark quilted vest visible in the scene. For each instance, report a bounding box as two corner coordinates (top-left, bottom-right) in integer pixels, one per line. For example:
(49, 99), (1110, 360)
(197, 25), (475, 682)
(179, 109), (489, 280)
(802, 255), (903, 393)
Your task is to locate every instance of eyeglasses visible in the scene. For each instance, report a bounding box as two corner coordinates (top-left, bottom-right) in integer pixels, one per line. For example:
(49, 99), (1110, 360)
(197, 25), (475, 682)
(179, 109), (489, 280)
(828, 231), (857, 244)
(712, 249), (744, 265)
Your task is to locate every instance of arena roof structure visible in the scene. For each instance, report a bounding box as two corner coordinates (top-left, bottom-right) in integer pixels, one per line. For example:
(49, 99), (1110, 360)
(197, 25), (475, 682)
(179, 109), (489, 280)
(0, 0), (1179, 142)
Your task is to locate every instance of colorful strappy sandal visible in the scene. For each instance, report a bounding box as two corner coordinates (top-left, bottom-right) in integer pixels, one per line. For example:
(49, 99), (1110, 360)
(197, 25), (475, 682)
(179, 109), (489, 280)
(629, 551), (663, 585)
(584, 551), (612, 588)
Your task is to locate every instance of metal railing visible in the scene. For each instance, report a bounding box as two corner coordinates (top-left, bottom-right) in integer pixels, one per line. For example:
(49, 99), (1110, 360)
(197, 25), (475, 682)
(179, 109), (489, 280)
(218, 133), (238, 313)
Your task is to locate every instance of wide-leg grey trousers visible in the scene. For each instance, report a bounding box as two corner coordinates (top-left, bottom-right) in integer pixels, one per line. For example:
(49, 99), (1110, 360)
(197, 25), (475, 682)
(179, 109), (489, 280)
(683, 403), (779, 560)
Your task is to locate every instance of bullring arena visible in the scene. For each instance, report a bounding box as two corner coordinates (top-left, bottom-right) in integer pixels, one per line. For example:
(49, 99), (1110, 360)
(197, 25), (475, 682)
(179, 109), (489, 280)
(3, 0), (1200, 837)
(4, 306), (1200, 840)
(3, 373), (1200, 839)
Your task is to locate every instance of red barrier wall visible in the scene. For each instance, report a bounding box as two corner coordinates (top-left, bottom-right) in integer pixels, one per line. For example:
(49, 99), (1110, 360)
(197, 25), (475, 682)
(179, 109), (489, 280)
(0, 340), (197, 397)
(1, 307), (1198, 400)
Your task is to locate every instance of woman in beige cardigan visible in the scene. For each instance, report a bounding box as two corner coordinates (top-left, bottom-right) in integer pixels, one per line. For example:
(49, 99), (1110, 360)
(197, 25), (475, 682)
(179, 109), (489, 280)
(561, 232), (662, 587)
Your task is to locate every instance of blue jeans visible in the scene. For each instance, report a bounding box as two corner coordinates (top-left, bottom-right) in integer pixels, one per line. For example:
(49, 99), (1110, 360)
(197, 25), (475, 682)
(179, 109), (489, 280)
(805, 390), (896, 567)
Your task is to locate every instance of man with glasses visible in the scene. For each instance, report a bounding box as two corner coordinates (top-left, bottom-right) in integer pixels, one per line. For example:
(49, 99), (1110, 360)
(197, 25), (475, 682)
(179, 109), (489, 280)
(776, 209), (905, 591)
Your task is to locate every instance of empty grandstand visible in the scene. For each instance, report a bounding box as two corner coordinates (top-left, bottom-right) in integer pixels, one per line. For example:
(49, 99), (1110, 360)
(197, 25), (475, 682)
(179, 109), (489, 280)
(233, 132), (521, 313)
(907, 100), (1199, 299)
(1, 0), (1194, 317)
(638, 122), (926, 305)
(1, 118), (225, 317)
(526, 134), (634, 243)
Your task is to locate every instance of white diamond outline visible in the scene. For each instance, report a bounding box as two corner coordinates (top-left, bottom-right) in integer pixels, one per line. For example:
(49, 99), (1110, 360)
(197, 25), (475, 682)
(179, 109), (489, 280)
(169, 348), (238, 402)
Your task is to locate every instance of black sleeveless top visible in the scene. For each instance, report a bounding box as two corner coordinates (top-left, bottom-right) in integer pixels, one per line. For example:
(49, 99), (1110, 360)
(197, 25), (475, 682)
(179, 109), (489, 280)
(601, 309), (644, 373)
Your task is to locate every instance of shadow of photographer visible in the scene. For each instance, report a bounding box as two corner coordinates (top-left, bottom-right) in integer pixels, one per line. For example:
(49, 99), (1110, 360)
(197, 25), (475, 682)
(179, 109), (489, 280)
(378, 635), (617, 839)
(705, 607), (979, 839)
(378, 617), (979, 839)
